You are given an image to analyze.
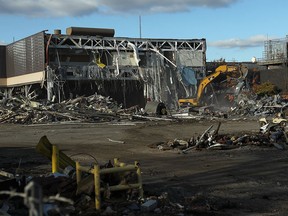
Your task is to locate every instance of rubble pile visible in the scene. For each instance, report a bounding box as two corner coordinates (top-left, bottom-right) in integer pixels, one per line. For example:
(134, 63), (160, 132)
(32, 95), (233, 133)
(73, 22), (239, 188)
(0, 94), (123, 124)
(2, 90), (288, 125)
(231, 94), (288, 117)
(149, 122), (288, 152)
(176, 94), (288, 121)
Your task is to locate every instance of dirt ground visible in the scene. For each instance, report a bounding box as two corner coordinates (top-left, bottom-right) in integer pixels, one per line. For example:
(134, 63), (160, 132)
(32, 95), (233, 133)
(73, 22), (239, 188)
(1, 118), (288, 215)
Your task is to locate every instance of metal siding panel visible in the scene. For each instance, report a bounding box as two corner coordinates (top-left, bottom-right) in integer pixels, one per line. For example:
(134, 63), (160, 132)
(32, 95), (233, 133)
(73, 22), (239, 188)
(6, 31), (45, 78)
(0, 46), (6, 78)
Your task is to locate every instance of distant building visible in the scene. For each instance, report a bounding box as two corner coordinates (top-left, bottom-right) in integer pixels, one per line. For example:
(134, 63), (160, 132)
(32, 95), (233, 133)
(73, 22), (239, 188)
(257, 36), (288, 93)
(0, 28), (206, 108)
(258, 36), (288, 66)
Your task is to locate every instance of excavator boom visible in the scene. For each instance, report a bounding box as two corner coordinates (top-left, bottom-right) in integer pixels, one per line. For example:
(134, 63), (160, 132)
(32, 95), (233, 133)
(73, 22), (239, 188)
(178, 64), (248, 107)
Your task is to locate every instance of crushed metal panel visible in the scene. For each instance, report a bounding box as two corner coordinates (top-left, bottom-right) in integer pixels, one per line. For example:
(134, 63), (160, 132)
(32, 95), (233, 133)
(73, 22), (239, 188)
(6, 31), (45, 78)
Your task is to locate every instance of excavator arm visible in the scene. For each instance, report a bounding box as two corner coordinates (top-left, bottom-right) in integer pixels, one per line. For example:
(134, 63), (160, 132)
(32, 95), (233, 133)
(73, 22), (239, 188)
(178, 64), (248, 107)
(196, 65), (239, 102)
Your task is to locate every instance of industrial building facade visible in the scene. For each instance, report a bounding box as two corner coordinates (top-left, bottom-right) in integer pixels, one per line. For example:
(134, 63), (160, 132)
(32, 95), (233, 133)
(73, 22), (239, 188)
(258, 36), (288, 93)
(0, 28), (206, 108)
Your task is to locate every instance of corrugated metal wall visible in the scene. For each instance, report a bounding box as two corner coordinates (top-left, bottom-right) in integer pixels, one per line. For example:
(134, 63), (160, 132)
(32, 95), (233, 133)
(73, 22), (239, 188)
(0, 46), (6, 78)
(6, 31), (45, 78)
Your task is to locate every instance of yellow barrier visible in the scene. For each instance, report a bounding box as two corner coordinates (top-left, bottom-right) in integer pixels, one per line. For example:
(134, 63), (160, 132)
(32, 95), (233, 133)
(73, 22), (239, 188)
(76, 159), (143, 210)
(37, 137), (143, 210)
(36, 136), (76, 170)
(52, 145), (59, 173)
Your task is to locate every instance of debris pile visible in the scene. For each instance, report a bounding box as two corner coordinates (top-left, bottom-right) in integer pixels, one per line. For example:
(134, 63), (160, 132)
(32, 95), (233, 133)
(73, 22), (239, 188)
(0, 94), (123, 124)
(0, 136), (206, 216)
(149, 122), (288, 152)
(0, 93), (177, 124)
(2, 89), (288, 125)
(231, 94), (288, 117)
(175, 93), (288, 121)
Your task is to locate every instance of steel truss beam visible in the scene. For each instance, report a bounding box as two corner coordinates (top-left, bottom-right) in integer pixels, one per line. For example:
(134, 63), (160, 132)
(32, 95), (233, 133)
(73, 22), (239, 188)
(47, 34), (206, 52)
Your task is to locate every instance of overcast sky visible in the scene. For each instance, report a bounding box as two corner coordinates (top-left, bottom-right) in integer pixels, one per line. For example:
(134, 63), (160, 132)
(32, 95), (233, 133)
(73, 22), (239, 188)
(0, 0), (286, 61)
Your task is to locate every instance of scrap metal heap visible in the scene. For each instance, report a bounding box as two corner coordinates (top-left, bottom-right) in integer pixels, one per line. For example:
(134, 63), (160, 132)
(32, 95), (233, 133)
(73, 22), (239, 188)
(1, 88), (288, 124)
(0, 93), (123, 124)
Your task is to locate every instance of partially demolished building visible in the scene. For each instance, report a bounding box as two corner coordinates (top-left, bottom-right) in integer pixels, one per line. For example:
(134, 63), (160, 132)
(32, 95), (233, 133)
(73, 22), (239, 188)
(0, 27), (206, 108)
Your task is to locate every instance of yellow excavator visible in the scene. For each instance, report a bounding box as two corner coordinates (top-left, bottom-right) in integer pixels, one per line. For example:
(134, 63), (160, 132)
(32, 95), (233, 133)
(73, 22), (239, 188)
(178, 64), (249, 107)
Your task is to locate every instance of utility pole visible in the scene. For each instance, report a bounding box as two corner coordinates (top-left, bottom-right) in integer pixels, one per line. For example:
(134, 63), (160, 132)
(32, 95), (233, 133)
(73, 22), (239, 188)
(139, 15), (142, 38)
